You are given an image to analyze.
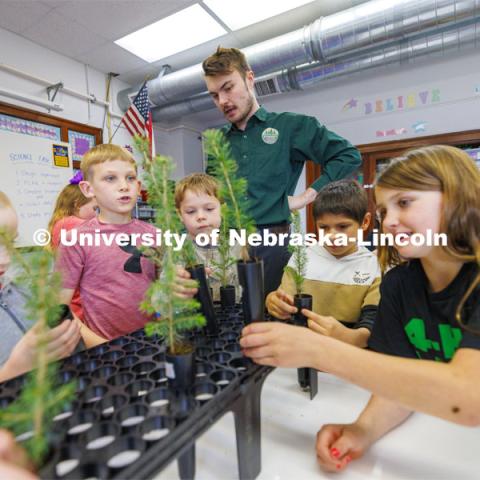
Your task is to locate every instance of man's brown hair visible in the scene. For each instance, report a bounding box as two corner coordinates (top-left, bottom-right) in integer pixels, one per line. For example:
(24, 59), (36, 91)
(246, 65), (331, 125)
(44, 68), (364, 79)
(202, 46), (251, 79)
(81, 144), (137, 181)
(175, 173), (220, 209)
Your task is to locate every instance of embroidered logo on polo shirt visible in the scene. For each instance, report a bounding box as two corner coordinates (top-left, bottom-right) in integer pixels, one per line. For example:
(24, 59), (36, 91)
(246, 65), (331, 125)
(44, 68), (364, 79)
(261, 128), (279, 144)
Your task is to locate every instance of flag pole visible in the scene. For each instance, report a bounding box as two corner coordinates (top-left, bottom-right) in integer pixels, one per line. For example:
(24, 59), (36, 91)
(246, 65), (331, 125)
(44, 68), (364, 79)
(109, 81), (147, 144)
(108, 119), (123, 144)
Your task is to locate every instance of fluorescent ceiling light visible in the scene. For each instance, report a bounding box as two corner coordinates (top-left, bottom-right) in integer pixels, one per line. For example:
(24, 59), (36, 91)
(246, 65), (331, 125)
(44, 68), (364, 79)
(204, 0), (315, 30)
(115, 4), (227, 63)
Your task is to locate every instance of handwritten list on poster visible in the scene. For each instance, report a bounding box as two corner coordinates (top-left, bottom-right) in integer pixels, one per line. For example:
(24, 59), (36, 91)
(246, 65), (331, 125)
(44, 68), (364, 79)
(1, 130), (72, 246)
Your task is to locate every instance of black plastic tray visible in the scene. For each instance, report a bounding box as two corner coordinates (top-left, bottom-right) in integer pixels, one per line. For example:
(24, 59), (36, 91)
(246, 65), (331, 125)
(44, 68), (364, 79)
(0, 305), (273, 480)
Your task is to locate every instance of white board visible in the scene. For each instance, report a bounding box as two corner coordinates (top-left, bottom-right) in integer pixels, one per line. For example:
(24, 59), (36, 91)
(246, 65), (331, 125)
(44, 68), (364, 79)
(0, 130), (73, 247)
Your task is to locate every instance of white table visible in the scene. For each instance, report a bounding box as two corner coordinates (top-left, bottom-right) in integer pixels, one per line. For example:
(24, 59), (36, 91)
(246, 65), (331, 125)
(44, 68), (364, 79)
(157, 369), (479, 479)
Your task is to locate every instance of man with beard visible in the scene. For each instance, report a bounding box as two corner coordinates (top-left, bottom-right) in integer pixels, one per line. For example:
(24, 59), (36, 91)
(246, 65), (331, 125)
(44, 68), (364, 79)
(202, 47), (361, 296)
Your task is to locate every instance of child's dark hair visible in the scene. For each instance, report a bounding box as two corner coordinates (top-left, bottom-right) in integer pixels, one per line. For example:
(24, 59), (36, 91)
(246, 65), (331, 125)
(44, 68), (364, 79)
(312, 180), (367, 224)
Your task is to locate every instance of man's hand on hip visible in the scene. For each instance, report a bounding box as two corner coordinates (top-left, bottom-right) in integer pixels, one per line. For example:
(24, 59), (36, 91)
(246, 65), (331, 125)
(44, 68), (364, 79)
(288, 188), (317, 211)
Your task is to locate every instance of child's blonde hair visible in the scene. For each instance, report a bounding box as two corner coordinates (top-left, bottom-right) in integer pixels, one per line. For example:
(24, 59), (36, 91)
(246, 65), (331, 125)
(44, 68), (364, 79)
(374, 144), (480, 331)
(175, 173), (220, 209)
(81, 144), (137, 181)
(47, 184), (91, 250)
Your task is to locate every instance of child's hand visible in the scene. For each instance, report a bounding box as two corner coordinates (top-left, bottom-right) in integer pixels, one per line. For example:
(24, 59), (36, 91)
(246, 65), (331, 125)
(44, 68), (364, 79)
(204, 267), (214, 277)
(44, 319), (82, 361)
(303, 310), (370, 347)
(0, 429), (36, 478)
(303, 310), (348, 339)
(315, 423), (372, 472)
(7, 319), (81, 377)
(266, 289), (297, 319)
(240, 321), (320, 367)
(0, 459), (37, 480)
(173, 266), (198, 299)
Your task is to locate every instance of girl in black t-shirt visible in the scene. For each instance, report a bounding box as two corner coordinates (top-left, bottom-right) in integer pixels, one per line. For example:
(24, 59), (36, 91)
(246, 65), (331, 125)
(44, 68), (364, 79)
(240, 145), (480, 472)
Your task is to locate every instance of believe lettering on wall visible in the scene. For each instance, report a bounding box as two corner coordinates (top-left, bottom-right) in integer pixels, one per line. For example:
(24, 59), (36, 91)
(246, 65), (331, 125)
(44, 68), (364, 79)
(341, 88), (441, 116)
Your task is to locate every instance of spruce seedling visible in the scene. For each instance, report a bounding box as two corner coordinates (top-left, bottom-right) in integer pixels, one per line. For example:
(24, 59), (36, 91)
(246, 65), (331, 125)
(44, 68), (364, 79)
(210, 203), (237, 287)
(180, 236), (199, 270)
(203, 129), (256, 261)
(135, 137), (205, 355)
(285, 211), (308, 295)
(0, 230), (75, 465)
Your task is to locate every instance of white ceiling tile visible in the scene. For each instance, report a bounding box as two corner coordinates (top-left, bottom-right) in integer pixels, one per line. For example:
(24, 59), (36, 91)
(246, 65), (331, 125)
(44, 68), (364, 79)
(0, 0), (52, 33)
(147, 33), (235, 74)
(117, 64), (160, 85)
(52, 0), (197, 41)
(0, 0), (371, 89)
(23, 10), (109, 57)
(76, 42), (148, 75)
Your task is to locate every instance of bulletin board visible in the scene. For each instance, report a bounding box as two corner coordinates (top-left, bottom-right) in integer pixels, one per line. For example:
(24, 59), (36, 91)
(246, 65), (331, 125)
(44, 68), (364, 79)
(0, 129), (73, 247)
(0, 101), (102, 169)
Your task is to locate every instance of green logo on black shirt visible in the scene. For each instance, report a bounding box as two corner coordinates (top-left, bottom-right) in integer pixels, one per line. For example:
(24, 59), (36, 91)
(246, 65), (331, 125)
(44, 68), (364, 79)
(405, 317), (463, 360)
(261, 128), (279, 144)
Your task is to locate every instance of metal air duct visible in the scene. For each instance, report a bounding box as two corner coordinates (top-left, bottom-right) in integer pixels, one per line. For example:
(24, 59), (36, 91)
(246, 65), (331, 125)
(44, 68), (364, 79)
(118, 0), (480, 111)
(151, 17), (480, 121)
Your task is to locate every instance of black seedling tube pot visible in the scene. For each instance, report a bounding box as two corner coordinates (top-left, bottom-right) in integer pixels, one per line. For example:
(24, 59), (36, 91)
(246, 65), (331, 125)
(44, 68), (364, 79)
(220, 285), (236, 309)
(58, 304), (74, 323)
(237, 259), (265, 323)
(165, 347), (196, 392)
(55, 304), (86, 353)
(292, 294), (312, 326)
(293, 294), (318, 399)
(187, 264), (218, 335)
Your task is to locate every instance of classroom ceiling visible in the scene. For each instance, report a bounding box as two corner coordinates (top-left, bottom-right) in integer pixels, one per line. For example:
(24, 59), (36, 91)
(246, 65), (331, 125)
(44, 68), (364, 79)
(0, 0), (367, 86)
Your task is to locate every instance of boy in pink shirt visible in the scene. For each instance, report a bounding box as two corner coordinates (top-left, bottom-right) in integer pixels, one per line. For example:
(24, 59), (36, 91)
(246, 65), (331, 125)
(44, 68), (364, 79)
(56, 144), (195, 346)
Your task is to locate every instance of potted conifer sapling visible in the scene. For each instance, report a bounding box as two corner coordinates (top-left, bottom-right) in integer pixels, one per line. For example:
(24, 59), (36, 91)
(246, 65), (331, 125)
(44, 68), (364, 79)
(204, 129), (264, 323)
(0, 232), (75, 467)
(285, 210), (313, 316)
(136, 137), (205, 391)
(284, 211), (317, 397)
(211, 203), (238, 309)
(182, 236), (218, 335)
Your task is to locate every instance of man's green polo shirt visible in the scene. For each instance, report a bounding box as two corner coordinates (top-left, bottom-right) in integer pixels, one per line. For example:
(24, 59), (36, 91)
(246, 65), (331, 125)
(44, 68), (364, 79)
(218, 107), (362, 225)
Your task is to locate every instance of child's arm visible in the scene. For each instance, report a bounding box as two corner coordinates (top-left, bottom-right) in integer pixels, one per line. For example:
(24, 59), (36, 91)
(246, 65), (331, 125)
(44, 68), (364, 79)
(240, 321), (480, 426)
(315, 395), (412, 472)
(76, 322), (108, 349)
(59, 288), (107, 348)
(307, 311), (371, 347)
(0, 320), (81, 382)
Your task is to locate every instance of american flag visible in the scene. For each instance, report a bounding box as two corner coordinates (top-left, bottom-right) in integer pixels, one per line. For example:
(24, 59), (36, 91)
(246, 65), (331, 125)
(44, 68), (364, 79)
(121, 82), (154, 152)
